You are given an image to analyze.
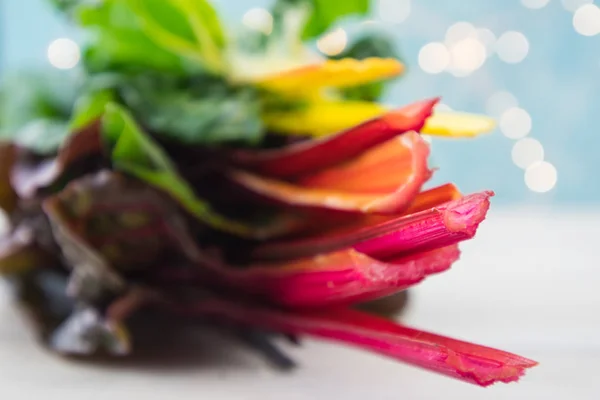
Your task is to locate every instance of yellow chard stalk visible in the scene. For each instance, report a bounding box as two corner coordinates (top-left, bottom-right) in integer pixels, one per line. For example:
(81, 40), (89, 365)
(255, 57), (495, 139)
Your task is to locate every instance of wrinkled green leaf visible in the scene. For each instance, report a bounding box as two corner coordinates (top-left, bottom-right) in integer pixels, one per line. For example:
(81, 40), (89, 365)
(44, 170), (203, 271)
(303, 0), (370, 39)
(126, 0), (226, 73)
(76, 0), (226, 75)
(118, 73), (264, 145)
(272, 0), (370, 40)
(170, 0), (226, 48)
(77, 1), (187, 74)
(101, 103), (255, 237)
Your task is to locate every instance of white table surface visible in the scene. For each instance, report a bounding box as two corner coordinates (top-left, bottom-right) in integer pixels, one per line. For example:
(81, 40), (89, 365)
(0, 208), (598, 399)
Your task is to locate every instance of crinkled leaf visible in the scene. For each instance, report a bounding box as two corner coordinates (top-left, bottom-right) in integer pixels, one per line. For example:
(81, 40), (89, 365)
(122, 0), (222, 72)
(101, 103), (284, 239)
(273, 0), (370, 40)
(303, 0), (370, 39)
(77, 0), (226, 74)
(118, 73), (264, 146)
(77, 1), (188, 74)
(43, 187), (126, 303)
(44, 170), (202, 272)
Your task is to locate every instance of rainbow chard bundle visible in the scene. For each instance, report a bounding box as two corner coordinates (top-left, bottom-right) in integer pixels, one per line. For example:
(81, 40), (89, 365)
(0, 0), (537, 387)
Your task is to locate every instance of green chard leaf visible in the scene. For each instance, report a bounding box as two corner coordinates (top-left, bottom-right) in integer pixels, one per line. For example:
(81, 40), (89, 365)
(76, 0), (227, 75)
(117, 73), (264, 146)
(101, 103), (255, 237)
(77, 1), (187, 74)
(272, 0), (370, 40)
(302, 0), (370, 39)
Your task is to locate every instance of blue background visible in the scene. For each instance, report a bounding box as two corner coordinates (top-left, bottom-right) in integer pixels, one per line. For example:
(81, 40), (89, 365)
(1, 0), (598, 206)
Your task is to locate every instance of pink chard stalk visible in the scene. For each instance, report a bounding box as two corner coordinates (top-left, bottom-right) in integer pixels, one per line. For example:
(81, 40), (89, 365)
(0, 0), (536, 388)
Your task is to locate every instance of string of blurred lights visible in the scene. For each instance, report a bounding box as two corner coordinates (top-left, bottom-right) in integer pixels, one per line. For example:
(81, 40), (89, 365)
(522, 0), (600, 35)
(43, 0), (600, 195)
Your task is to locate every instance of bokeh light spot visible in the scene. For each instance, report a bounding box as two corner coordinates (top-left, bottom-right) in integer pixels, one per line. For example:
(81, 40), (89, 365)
(496, 31), (530, 64)
(573, 4), (600, 36)
(317, 28), (348, 56)
(418, 42), (450, 74)
(500, 107), (532, 139)
(525, 161), (557, 193)
(448, 38), (487, 76)
(512, 138), (545, 169)
(47, 38), (80, 70)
